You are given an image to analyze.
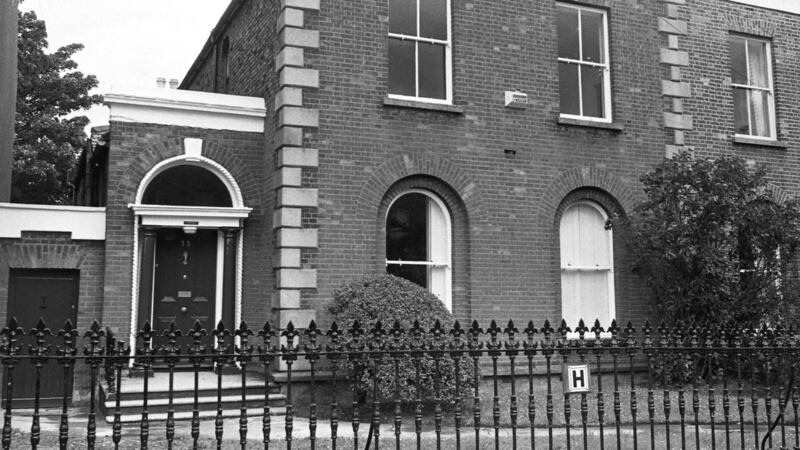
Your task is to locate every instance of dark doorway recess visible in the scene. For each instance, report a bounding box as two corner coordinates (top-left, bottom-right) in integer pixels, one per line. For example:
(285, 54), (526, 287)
(6, 269), (79, 407)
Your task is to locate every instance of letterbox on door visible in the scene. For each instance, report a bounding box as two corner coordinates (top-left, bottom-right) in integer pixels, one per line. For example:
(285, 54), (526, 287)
(562, 364), (590, 394)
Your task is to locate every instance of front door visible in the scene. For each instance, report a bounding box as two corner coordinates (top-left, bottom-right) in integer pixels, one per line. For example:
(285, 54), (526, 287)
(152, 229), (217, 346)
(7, 269), (79, 407)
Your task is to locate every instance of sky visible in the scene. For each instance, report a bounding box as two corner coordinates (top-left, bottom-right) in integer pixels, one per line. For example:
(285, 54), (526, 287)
(21, 0), (232, 131)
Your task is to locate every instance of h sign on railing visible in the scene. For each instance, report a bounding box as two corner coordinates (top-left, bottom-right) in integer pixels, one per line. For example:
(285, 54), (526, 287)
(563, 364), (590, 393)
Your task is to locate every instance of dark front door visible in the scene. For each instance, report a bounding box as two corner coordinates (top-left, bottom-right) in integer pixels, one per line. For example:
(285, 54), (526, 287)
(152, 229), (217, 346)
(7, 269), (79, 407)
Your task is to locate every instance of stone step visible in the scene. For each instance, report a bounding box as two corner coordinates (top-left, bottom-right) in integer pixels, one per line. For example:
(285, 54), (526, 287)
(103, 393), (287, 416)
(105, 406), (288, 424)
(99, 371), (285, 423)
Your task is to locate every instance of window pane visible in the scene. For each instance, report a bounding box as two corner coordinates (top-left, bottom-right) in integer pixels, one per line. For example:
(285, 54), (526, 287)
(747, 39), (769, 88)
(749, 89), (772, 137)
(580, 10), (604, 63)
(557, 6), (579, 60)
(418, 43), (446, 99)
(729, 36), (747, 85)
(420, 0), (447, 40)
(387, 264), (428, 289)
(389, 38), (416, 96)
(580, 65), (605, 118)
(559, 62), (579, 115)
(386, 193), (428, 261)
(389, 0), (416, 35)
(733, 87), (750, 135)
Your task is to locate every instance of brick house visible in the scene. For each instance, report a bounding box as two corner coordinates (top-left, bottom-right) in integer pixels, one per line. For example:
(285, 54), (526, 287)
(3, 0), (800, 402)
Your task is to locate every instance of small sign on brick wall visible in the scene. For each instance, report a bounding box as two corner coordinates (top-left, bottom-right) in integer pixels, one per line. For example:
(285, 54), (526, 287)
(562, 364), (590, 394)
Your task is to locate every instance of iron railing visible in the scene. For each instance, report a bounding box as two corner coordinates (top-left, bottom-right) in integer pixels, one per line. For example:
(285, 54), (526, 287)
(0, 317), (799, 449)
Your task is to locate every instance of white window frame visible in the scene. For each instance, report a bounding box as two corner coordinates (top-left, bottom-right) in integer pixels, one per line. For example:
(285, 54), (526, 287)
(385, 189), (453, 310)
(387, 0), (453, 104)
(730, 35), (777, 140)
(559, 201), (615, 330)
(557, 2), (612, 122)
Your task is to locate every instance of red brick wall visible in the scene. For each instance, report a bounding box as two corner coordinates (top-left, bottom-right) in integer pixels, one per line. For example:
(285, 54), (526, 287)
(178, 0), (665, 328)
(0, 232), (105, 401)
(101, 122), (271, 333)
(682, 0), (800, 194)
(178, 0), (800, 329)
(0, 232), (105, 329)
(299, 0), (660, 327)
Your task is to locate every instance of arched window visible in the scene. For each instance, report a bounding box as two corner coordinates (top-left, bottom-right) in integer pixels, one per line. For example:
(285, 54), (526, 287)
(220, 37), (231, 92)
(142, 164), (232, 207)
(386, 190), (452, 310)
(560, 201), (615, 328)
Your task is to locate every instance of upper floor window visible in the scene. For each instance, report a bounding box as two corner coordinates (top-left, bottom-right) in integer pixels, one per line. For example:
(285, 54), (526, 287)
(386, 190), (452, 310)
(730, 35), (776, 139)
(388, 0), (452, 103)
(557, 3), (611, 121)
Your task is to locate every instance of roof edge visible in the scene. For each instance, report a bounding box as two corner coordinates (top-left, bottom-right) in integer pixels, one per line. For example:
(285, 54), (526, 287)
(179, 0), (246, 90)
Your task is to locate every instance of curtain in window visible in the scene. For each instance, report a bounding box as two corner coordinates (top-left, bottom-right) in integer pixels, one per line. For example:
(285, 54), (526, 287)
(747, 40), (770, 137)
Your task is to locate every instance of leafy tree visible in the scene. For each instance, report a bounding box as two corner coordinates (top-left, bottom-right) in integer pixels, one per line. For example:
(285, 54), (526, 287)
(623, 151), (800, 328)
(12, 7), (102, 204)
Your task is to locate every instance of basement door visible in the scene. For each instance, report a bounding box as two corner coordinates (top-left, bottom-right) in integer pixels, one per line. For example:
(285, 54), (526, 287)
(7, 269), (79, 407)
(152, 229), (217, 347)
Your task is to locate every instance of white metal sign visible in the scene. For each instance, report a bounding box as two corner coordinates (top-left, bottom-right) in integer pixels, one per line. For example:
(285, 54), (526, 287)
(562, 364), (590, 394)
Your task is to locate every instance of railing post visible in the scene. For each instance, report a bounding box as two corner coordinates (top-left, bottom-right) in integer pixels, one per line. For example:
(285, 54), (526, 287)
(281, 322), (300, 450)
(324, 322), (342, 450)
(136, 321), (155, 450)
(187, 320), (207, 450)
(212, 321), (232, 449)
(449, 321), (466, 450)
(523, 321), (538, 450)
(257, 322), (277, 449)
(83, 320), (105, 450)
(504, 320), (520, 450)
(235, 321), (254, 450)
(0, 318), (23, 450)
(27, 319), (51, 450)
(56, 320), (78, 450)
(160, 321), (182, 450)
(303, 321), (321, 450)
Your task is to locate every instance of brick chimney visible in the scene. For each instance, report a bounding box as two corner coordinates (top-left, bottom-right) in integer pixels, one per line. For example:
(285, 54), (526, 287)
(0, 0), (19, 202)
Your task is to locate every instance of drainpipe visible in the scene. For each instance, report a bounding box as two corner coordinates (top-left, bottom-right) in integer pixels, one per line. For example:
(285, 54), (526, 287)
(0, 0), (19, 202)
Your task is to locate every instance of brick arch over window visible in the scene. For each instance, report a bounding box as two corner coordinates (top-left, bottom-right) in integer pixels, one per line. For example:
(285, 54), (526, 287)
(376, 175), (471, 319)
(767, 183), (792, 206)
(356, 153), (485, 224)
(108, 137), (263, 209)
(537, 167), (638, 230)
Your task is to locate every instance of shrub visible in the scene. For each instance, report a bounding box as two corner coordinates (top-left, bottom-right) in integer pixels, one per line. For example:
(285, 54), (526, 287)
(328, 274), (475, 403)
(621, 151), (800, 328)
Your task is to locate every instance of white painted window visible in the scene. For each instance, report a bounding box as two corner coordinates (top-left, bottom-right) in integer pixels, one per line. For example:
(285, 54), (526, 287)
(560, 201), (615, 329)
(388, 0), (452, 104)
(557, 3), (612, 122)
(730, 35), (776, 139)
(386, 190), (452, 310)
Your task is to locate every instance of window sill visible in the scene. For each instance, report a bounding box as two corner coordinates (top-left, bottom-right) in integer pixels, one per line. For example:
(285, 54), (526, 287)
(557, 116), (624, 131)
(732, 135), (788, 149)
(383, 97), (465, 114)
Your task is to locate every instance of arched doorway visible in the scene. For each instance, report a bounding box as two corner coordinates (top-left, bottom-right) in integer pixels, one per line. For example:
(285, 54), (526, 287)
(129, 155), (251, 350)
